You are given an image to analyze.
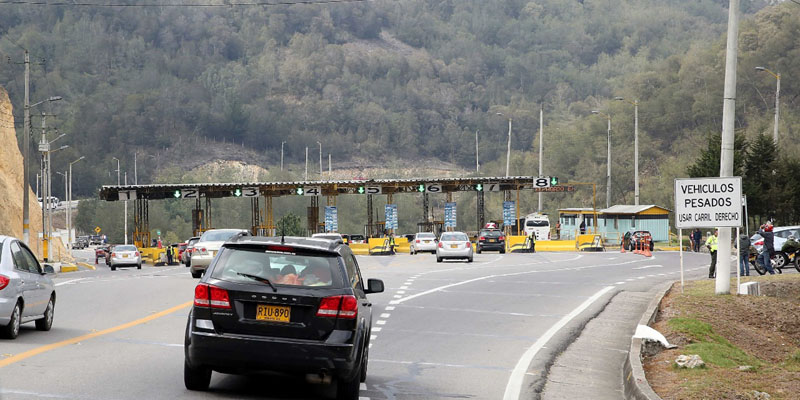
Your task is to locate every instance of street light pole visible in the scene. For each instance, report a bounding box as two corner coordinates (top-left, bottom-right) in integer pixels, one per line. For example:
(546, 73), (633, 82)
(755, 67), (780, 144)
(317, 141), (322, 178)
(538, 104), (544, 212)
(304, 147), (308, 181)
(22, 51), (30, 245)
(615, 97), (640, 205)
(112, 157), (120, 186)
(496, 112), (512, 177)
(124, 172), (128, 245)
(592, 110), (612, 208)
(281, 141), (286, 171)
(68, 156), (84, 248)
(475, 129), (479, 173)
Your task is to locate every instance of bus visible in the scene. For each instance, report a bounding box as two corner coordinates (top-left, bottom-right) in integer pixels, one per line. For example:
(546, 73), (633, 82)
(523, 213), (550, 241)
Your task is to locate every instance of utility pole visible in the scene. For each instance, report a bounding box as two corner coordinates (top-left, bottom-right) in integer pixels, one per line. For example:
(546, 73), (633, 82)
(716, 0), (740, 295)
(538, 104), (544, 212)
(506, 118), (512, 177)
(68, 156), (84, 249)
(475, 130), (479, 173)
(328, 153), (331, 176)
(22, 50), (30, 245)
(124, 172), (128, 245)
(774, 72), (780, 144)
(134, 152), (138, 185)
(634, 100), (639, 205)
(304, 147), (308, 181)
(40, 113), (49, 261)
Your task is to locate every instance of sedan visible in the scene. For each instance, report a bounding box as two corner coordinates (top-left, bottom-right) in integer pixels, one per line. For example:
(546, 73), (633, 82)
(410, 232), (438, 254)
(436, 231), (473, 263)
(108, 244), (142, 271)
(0, 235), (56, 339)
(183, 236), (201, 267)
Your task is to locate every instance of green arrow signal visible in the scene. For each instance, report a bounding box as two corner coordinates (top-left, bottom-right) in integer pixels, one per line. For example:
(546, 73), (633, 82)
(418, 184), (425, 192)
(550, 176), (559, 186)
(475, 184), (483, 191)
(233, 188), (242, 197)
(358, 186), (365, 194)
(296, 187), (304, 195)
(173, 190), (181, 198)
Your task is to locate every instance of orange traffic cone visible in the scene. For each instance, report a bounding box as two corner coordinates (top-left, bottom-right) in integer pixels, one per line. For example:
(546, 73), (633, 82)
(620, 241), (626, 253)
(643, 238), (652, 257)
(633, 240), (640, 254)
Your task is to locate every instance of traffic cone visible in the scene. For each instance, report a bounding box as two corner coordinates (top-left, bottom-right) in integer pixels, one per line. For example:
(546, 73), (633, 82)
(633, 240), (640, 254)
(643, 238), (652, 257)
(620, 241), (626, 253)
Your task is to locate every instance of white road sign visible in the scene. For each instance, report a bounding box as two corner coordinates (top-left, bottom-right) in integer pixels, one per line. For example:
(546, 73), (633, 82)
(674, 177), (742, 229)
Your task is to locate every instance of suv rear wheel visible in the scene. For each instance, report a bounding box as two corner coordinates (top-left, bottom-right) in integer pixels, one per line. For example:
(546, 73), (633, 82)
(184, 360), (211, 390)
(337, 372), (361, 400)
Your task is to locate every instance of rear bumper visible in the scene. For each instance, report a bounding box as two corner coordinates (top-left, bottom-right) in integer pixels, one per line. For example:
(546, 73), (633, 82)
(110, 256), (141, 265)
(478, 241), (505, 251)
(412, 243), (437, 252)
(186, 328), (359, 378)
(437, 247), (473, 258)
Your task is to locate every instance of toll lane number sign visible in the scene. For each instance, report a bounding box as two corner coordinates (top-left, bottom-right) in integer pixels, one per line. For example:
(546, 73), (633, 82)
(674, 177), (742, 229)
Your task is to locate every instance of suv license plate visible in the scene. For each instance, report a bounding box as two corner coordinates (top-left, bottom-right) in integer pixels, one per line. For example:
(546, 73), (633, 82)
(256, 304), (291, 322)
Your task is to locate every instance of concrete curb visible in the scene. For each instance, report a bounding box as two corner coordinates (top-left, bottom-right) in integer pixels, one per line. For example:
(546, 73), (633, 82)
(623, 281), (673, 400)
(77, 262), (96, 270)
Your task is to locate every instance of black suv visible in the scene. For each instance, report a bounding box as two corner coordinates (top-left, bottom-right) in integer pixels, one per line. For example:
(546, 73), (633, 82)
(184, 236), (384, 399)
(476, 229), (506, 253)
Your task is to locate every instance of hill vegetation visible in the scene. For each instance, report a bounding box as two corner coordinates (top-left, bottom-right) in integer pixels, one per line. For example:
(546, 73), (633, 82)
(2, 0), (799, 240)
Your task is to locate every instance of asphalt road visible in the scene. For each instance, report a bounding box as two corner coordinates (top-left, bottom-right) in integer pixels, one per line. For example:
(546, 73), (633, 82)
(0, 249), (712, 400)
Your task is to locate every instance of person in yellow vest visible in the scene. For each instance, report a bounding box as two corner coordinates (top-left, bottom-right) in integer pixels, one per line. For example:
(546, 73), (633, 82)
(705, 229), (719, 278)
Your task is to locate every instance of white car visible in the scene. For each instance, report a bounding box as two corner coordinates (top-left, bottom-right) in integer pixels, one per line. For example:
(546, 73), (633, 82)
(190, 229), (250, 278)
(311, 233), (344, 244)
(436, 232), (473, 263)
(751, 226), (800, 253)
(107, 244), (142, 271)
(410, 232), (438, 254)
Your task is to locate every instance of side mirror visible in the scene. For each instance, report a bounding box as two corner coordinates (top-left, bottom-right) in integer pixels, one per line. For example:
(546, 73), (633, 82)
(43, 264), (55, 274)
(365, 279), (384, 294)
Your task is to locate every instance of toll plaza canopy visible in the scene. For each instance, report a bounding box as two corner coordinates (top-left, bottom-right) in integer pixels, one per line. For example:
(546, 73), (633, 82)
(98, 176), (573, 201)
(98, 176), (575, 247)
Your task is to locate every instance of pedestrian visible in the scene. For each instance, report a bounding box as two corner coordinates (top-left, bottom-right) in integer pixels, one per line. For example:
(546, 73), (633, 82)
(525, 230), (536, 253)
(757, 223), (777, 275)
(737, 232), (750, 276)
(688, 231), (695, 252)
(705, 230), (718, 278)
(166, 244), (174, 265)
(579, 219), (586, 235)
(555, 222), (561, 240)
(693, 229), (702, 252)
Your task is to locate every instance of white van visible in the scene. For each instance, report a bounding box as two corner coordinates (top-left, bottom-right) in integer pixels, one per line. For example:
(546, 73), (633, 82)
(523, 213), (550, 241)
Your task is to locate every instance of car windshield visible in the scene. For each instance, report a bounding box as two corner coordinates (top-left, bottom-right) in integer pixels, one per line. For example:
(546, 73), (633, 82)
(200, 230), (242, 242)
(526, 220), (549, 227)
(440, 233), (468, 241)
(350, 235), (365, 240)
(211, 247), (342, 288)
(416, 233), (435, 239)
(115, 245), (137, 252)
(188, 238), (199, 246)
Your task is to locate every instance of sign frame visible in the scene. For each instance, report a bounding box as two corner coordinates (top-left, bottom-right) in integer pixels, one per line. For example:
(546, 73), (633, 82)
(674, 176), (743, 229)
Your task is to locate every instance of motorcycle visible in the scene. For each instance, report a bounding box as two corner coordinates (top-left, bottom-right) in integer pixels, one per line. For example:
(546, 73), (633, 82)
(749, 241), (800, 275)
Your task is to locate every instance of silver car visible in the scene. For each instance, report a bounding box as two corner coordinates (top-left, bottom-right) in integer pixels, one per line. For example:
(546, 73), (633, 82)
(410, 232), (438, 254)
(0, 235), (56, 339)
(190, 229), (249, 278)
(183, 236), (201, 266)
(436, 232), (474, 263)
(108, 244), (142, 271)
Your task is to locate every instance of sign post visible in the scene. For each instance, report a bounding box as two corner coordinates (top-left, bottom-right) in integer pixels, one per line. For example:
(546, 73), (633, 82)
(674, 177), (743, 294)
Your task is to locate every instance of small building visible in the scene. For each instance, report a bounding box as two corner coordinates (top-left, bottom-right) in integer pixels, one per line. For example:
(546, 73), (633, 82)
(558, 205), (671, 243)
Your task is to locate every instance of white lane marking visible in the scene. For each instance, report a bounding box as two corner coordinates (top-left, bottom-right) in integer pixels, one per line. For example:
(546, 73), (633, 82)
(614, 281), (626, 285)
(393, 295), (402, 299)
(400, 286), (409, 289)
(380, 313), (391, 318)
(390, 257), (639, 305)
(396, 290), (406, 294)
(370, 335), (377, 340)
(637, 276), (646, 279)
(626, 278), (635, 281)
(503, 286), (615, 400)
(55, 278), (87, 286)
(372, 327), (382, 332)
(376, 320), (386, 325)
(633, 265), (663, 270)
(385, 306), (395, 311)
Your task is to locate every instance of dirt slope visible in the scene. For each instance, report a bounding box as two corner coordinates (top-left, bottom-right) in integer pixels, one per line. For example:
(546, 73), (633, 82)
(0, 86), (70, 261)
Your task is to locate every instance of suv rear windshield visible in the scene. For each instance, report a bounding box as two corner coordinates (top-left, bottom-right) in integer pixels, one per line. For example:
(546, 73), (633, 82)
(200, 230), (243, 242)
(211, 247), (344, 288)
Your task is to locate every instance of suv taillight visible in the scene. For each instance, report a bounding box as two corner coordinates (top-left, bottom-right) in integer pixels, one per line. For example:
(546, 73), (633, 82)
(194, 283), (231, 309)
(317, 295), (358, 319)
(499, 236), (505, 241)
(416, 239), (420, 243)
(479, 236), (486, 241)
(0, 275), (9, 291)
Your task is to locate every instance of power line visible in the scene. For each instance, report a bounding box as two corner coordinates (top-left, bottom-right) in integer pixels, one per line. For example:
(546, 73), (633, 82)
(0, 0), (371, 7)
